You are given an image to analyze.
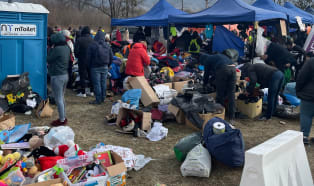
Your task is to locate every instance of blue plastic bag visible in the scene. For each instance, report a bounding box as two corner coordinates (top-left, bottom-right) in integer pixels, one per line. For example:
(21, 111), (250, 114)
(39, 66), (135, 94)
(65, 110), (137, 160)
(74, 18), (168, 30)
(284, 93), (300, 106)
(0, 123), (31, 143)
(109, 63), (121, 80)
(203, 117), (245, 167)
(284, 82), (296, 97)
(121, 89), (142, 109)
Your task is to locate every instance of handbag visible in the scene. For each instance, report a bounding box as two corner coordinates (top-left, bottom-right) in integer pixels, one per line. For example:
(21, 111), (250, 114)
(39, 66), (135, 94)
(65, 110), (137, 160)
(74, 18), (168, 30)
(36, 99), (53, 118)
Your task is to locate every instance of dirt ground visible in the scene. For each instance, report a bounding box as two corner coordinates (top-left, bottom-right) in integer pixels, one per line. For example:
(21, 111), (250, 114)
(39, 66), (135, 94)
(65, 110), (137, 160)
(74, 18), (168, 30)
(15, 89), (314, 186)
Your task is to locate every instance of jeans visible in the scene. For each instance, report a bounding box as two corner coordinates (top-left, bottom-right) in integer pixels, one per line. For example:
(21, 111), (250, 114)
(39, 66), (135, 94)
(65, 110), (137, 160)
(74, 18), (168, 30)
(300, 100), (314, 137)
(51, 74), (68, 121)
(91, 66), (108, 103)
(215, 66), (236, 120)
(266, 71), (284, 119)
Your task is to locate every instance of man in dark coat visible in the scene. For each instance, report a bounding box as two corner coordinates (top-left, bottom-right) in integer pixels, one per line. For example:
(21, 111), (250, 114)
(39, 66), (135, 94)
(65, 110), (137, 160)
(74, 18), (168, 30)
(74, 26), (94, 97)
(199, 53), (236, 122)
(243, 63), (284, 120)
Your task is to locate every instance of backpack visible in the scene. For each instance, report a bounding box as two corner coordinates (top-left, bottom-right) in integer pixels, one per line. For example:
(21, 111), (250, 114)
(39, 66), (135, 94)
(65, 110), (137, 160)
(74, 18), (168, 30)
(97, 43), (109, 64)
(189, 39), (200, 53)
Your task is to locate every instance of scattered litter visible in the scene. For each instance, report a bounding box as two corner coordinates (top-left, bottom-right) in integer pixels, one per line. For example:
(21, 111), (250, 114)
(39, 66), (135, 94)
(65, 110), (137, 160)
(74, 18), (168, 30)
(146, 122), (168, 142)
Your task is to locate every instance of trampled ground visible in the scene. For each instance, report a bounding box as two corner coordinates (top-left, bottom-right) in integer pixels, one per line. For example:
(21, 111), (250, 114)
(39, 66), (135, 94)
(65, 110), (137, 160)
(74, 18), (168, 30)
(15, 90), (314, 186)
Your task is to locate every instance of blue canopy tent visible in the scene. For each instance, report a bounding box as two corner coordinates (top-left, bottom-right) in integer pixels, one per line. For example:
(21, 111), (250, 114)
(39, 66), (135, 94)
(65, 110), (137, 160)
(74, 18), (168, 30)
(111, 0), (186, 26)
(306, 7), (314, 15)
(213, 26), (245, 57)
(168, 0), (286, 25)
(284, 2), (314, 24)
(253, 0), (307, 24)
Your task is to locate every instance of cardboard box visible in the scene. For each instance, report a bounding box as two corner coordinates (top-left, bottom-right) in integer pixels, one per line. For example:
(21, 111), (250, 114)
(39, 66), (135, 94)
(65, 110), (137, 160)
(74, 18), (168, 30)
(160, 82), (173, 89)
(0, 114), (15, 130)
(173, 76), (189, 82)
(236, 99), (262, 119)
(168, 104), (185, 124)
(173, 81), (189, 93)
(25, 178), (63, 186)
(105, 151), (127, 186)
(185, 109), (225, 131)
(128, 76), (160, 107)
(116, 108), (152, 131)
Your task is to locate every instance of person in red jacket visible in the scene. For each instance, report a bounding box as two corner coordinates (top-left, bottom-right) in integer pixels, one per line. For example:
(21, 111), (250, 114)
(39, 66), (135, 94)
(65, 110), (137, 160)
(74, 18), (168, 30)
(125, 41), (150, 76)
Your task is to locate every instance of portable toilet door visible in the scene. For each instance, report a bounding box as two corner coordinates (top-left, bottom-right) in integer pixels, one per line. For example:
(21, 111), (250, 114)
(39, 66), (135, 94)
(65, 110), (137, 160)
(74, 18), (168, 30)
(0, 2), (49, 99)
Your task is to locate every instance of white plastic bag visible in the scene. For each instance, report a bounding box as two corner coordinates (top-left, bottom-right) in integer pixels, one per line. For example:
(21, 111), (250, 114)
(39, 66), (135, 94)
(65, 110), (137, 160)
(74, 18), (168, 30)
(44, 126), (75, 150)
(111, 101), (122, 115)
(146, 122), (168, 142)
(255, 27), (270, 57)
(153, 85), (177, 105)
(134, 154), (152, 171)
(180, 144), (212, 178)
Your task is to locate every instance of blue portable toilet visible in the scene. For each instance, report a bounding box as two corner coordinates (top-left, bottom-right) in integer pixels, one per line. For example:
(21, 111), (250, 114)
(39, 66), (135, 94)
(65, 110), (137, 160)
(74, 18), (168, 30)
(0, 2), (49, 99)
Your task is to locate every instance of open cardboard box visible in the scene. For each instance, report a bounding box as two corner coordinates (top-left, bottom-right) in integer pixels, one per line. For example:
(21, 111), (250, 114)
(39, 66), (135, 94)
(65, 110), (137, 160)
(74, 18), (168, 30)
(25, 178), (64, 186)
(106, 151), (127, 178)
(128, 76), (160, 107)
(185, 109), (225, 131)
(236, 99), (262, 119)
(116, 108), (152, 131)
(168, 104), (185, 124)
(172, 81), (190, 93)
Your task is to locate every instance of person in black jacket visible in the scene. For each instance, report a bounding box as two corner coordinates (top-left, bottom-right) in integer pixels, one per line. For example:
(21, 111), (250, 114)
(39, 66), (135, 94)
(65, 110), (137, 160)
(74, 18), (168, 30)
(243, 63), (284, 120)
(262, 42), (296, 85)
(87, 31), (113, 104)
(296, 58), (314, 144)
(199, 53), (236, 121)
(74, 26), (94, 97)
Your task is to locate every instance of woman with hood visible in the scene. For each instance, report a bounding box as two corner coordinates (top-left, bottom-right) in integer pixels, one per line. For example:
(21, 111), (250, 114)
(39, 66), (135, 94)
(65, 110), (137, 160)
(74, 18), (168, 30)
(87, 31), (113, 104)
(125, 39), (150, 77)
(47, 33), (70, 126)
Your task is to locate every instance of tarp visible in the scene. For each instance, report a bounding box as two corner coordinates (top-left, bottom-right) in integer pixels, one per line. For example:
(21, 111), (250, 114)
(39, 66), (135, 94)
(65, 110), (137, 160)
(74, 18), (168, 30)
(111, 0), (186, 26)
(212, 26), (245, 57)
(168, 0), (286, 25)
(306, 7), (314, 15)
(253, 0), (312, 24)
(284, 2), (314, 24)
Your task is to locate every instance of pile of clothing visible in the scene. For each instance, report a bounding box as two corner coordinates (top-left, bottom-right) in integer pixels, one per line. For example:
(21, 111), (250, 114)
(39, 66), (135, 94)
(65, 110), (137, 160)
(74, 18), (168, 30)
(171, 93), (224, 129)
(0, 73), (42, 115)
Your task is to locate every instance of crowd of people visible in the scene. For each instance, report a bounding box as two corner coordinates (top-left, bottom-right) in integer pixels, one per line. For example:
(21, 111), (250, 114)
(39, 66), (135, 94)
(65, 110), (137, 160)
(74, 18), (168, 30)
(46, 25), (314, 144)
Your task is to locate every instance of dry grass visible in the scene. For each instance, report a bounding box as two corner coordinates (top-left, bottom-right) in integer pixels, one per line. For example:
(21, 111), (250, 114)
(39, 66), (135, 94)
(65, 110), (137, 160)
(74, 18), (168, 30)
(15, 89), (314, 186)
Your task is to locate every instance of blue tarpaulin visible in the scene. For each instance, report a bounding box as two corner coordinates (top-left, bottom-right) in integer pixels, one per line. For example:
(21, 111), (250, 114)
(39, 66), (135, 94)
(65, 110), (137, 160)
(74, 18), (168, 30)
(306, 7), (314, 15)
(168, 0), (286, 25)
(253, 0), (312, 24)
(284, 2), (314, 24)
(212, 26), (244, 57)
(111, 0), (186, 26)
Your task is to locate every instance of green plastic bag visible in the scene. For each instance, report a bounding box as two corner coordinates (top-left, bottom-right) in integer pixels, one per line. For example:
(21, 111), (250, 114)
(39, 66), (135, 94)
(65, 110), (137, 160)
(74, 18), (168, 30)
(174, 132), (202, 162)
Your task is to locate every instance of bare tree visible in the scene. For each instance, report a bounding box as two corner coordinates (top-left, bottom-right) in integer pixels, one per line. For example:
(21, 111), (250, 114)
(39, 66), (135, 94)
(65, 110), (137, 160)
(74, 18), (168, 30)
(294, 0), (312, 10)
(83, 0), (144, 18)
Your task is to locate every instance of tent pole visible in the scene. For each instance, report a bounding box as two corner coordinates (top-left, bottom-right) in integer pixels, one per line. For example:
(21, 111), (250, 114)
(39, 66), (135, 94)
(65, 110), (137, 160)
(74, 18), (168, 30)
(167, 24), (170, 54)
(251, 21), (258, 64)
